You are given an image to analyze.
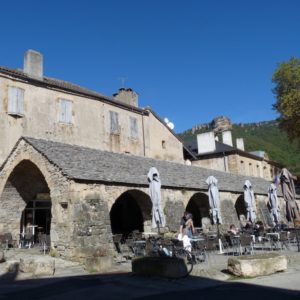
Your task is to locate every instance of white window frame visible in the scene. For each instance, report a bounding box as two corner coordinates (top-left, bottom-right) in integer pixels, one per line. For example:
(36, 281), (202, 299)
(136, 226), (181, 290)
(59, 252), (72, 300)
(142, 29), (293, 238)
(110, 111), (120, 134)
(59, 98), (73, 124)
(8, 86), (24, 116)
(130, 116), (138, 139)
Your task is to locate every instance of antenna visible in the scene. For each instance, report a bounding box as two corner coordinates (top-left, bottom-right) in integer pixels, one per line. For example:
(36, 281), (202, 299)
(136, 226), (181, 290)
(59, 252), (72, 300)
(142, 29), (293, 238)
(118, 77), (128, 88)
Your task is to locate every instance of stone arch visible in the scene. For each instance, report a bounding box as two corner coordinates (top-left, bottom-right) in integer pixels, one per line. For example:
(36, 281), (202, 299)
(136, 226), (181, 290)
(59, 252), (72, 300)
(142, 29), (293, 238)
(186, 192), (210, 227)
(110, 189), (152, 235)
(235, 194), (247, 221)
(0, 143), (56, 198)
(0, 159), (52, 243)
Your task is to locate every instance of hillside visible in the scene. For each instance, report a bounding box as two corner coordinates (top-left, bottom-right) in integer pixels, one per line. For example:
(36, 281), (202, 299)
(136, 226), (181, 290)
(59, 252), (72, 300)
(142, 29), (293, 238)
(179, 120), (300, 174)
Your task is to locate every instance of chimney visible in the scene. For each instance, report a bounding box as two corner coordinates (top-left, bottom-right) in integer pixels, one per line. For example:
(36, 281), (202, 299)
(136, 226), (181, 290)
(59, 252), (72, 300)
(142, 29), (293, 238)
(236, 138), (245, 151)
(197, 131), (216, 154)
(222, 130), (233, 146)
(24, 49), (43, 79)
(113, 88), (138, 107)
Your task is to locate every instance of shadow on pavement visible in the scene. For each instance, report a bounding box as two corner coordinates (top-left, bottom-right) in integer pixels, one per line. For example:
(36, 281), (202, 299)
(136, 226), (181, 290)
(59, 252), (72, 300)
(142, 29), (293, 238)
(0, 269), (299, 300)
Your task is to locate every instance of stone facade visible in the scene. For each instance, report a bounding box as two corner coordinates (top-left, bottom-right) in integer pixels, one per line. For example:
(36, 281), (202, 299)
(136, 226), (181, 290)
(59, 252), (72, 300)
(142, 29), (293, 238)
(0, 139), (293, 262)
(0, 54), (183, 165)
(193, 153), (279, 181)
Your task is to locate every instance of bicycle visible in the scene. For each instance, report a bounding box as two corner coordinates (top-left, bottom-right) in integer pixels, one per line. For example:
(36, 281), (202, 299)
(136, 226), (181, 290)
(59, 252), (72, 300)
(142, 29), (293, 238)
(146, 236), (194, 277)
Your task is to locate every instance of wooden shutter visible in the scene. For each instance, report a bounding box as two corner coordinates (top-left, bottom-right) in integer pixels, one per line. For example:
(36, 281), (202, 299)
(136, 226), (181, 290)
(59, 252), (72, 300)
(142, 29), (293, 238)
(59, 99), (72, 123)
(130, 117), (138, 138)
(110, 111), (119, 133)
(8, 86), (24, 115)
(59, 99), (66, 122)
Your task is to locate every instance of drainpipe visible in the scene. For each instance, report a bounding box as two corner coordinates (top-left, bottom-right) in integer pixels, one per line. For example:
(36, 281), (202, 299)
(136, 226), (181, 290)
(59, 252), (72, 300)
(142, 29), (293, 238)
(223, 152), (228, 172)
(142, 112), (146, 157)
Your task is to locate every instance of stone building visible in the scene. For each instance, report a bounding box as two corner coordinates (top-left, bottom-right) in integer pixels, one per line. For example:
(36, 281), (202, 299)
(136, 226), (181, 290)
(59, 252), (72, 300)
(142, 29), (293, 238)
(0, 137), (288, 261)
(0, 50), (183, 166)
(184, 129), (281, 181)
(0, 50), (292, 262)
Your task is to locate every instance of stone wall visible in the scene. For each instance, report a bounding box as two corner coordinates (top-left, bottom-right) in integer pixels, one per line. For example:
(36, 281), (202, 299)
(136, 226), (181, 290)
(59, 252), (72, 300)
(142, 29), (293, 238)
(0, 75), (183, 165)
(0, 140), (292, 262)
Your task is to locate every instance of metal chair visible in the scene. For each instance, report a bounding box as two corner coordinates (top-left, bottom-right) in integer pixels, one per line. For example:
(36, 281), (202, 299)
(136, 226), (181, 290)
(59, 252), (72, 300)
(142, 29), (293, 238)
(37, 234), (50, 254)
(279, 231), (289, 250)
(240, 234), (254, 255)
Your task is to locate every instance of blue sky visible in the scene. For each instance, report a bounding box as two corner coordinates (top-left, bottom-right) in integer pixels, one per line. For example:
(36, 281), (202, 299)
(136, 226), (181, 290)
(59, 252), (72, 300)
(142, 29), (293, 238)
(1, 0), (300, 133)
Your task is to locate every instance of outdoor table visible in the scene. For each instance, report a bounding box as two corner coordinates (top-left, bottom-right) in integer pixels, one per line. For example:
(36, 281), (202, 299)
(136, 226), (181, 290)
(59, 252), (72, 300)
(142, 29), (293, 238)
(190, 237), (205, 242)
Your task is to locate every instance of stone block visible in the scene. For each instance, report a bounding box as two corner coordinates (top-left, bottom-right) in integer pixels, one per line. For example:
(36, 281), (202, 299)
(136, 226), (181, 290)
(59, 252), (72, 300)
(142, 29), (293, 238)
(6, 260), (19, 272)
(132, 257), (188, 278)
(228, 253), (287, 277)
(19, 257), (55, 276)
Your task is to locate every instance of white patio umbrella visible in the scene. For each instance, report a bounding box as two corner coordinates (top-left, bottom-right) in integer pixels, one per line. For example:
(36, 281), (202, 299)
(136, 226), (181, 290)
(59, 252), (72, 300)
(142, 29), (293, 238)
(268, 183), (280, 224)
(147, 167), (166, 231)
(206, 175), (224, 254)
(206, 176), (222, 224)
(243, 180), (256, 223)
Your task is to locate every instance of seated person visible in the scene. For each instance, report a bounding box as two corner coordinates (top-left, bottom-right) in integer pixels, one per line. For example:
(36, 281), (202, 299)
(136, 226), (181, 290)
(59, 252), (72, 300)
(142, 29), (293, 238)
(254, 221), (265, 237)
(228, 224), (239, 235)
(243, 221), (254, 234)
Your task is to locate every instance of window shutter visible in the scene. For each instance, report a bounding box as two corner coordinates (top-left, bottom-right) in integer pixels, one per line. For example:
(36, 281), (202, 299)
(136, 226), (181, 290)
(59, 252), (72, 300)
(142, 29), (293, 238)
(8, 87), (16, 113)
(130, 117), (138, 138)
(59, 99), (72, 123)
(59, 100), (66, 122)
(110, 111), (119, 133)
(65, 100), (72, 123)
(8, 86), (24, 115)
(16, 88), (24, 114)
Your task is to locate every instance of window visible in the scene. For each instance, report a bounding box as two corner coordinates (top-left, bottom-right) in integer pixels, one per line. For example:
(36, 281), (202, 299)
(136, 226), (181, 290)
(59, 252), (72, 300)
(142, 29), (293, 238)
(110, 111), (120, 134)
(59, 99), (73, 124)
(130, 117), (138, 139)
(162, 140), (166, 149)
(8, 86), (24, 116)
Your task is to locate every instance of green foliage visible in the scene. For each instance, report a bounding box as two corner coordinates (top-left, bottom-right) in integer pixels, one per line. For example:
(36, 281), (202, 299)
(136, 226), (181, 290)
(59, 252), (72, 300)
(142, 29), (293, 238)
(272, 57), (300, 143)
(180, 120), (300, 174)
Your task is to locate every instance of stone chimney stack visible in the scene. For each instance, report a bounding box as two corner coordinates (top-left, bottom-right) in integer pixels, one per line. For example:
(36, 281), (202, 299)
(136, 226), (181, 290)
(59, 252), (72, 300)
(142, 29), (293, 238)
(197, 131), (216, 154)
(113, 88), (138, 107)
(222, 130), (233, 146)
(24, 50), (43, 79)
(236, 138), (245, 151)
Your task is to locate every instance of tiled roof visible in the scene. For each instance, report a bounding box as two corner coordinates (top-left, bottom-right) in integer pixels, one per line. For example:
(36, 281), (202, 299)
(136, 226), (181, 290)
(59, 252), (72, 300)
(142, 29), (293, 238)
(22, 137), (274, 195)
(0, 66), (145, 114)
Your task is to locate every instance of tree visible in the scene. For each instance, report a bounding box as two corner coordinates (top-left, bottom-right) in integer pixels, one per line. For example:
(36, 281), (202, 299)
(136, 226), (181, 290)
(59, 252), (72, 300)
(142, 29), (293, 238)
(272, 57), (300, 144)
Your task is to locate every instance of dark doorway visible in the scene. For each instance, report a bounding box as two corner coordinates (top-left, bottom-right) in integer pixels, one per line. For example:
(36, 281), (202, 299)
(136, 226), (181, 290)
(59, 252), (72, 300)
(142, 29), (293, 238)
(235, 195), (247, 220)
(1, 160), (52, 245)
(186, 193), (210, 227)
(110, 190), (151, 235)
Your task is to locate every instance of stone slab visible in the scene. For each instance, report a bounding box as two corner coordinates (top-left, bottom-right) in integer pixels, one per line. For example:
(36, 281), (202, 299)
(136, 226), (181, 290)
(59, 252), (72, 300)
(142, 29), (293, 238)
(228, 253), (287, 277)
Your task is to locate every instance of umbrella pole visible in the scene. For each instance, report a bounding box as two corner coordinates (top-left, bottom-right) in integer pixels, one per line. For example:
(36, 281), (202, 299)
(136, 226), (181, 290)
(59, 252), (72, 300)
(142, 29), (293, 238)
(216, 214), (224, 254)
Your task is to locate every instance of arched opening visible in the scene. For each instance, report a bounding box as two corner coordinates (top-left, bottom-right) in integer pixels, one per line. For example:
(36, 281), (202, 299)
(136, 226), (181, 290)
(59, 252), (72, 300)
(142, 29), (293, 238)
(110, 190), (152, 236)
(235, 195), (247, 220)
(0, 160), (51, 246)
(186, 193), (210, 227)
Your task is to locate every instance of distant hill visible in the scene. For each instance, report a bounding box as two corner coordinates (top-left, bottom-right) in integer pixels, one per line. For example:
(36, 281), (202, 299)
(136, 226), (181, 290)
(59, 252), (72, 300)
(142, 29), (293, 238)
(179, 120), (300, 174)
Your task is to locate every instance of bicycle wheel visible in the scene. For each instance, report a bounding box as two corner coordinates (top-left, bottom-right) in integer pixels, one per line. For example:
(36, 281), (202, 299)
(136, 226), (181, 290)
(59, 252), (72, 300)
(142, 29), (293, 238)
(174, 248), (193, 276)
